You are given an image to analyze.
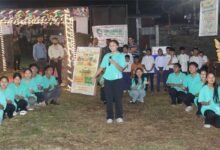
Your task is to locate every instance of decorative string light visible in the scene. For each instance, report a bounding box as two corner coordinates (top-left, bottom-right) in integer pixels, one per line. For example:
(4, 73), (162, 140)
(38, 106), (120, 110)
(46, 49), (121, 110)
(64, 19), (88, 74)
(0, 24), (7, 71)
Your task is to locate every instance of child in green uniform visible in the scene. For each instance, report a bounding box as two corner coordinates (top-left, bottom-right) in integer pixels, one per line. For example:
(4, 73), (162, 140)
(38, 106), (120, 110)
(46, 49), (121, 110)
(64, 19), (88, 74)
(166, 63), (186, 105)
(0, 90), (6, 124)
(95, 40), (126, 124)
(129, 68), (147, 103)
(9, 73), (28, 115)
(42, 65), (61, 105)
(181, 62), (201, 112)
(30, 63), (45, 105)
(21, 68), (37, 110)
(0, 76), (16, 118)
(194, 69), (207, 116)
(198, 72), (220, 128)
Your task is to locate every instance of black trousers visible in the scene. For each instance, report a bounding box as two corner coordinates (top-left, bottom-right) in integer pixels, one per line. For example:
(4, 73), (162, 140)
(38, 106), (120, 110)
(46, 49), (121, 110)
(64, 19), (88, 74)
(50, 59), (62, 84)
(100, 87), (106, 102)
(14, 55), (21, 70)
(104, 79), (123, 119)
(144, 73), (154, 92)
(4, 103), (15, 118)
(196, 99), (202, 116)
(204, 110), (220, 128)
(168, 88), (185, 104)
(15, 99), (28, 111)
(35, 92), (45, 103)
(179, 93), (195, 106)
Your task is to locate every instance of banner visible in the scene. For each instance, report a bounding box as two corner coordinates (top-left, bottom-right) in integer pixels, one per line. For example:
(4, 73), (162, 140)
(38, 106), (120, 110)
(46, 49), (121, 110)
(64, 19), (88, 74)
(92, 25), (128, 47)
(71, 47), (101, 96)
(199, 0), (219, 36)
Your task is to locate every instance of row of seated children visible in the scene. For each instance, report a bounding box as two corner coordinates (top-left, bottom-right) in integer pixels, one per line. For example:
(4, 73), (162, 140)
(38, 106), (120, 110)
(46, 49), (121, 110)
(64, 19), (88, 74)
(166, 62), (220, 128)
(0, 64), (61, 124)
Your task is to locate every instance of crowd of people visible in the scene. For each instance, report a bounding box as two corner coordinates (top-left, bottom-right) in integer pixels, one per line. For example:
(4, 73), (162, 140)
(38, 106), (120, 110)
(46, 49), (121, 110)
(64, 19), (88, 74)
(95, 38), (220, 129)
(0, 64), (61, 124)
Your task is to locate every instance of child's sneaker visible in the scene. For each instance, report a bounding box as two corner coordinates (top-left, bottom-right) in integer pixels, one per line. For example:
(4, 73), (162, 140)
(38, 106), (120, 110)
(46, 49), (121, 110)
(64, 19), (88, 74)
(185, 106), (193, 112)
(116, 118), (124, 123)
(13, 112), (17, 116)
(204, 124), (211, 128)
(19, 110), (27, 116)
(106, 119), (113, 124)
(27, 107), (34, 111)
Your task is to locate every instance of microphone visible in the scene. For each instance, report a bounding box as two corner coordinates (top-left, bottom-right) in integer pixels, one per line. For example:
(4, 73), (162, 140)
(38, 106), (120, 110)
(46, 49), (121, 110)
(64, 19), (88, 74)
(109, 56), (112, 66)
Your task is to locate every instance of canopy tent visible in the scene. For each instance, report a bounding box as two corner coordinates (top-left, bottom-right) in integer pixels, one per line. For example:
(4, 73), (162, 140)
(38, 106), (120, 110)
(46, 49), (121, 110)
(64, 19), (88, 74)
(0, 7), (89, 84)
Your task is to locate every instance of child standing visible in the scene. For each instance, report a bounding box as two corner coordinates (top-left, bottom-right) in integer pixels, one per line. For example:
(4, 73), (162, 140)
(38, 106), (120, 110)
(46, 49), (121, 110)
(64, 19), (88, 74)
(123, 55), (132, 92)
(129, 68), (147, 103)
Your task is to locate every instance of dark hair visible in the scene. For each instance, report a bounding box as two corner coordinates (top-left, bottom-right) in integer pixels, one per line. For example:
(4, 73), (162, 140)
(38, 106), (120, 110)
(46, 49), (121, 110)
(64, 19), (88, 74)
(0, 76), (9, 82)
(23, 68), (32, 74)
(109, 40), (119, 46)
(134, 68), (145, 85)
(179, 46), (185, 50)
(146, 48), (152, 52)
(174, 63), (181, 69)
(134, 56), (139, 59)
(13, 72), (22, 79)
(189, 62), (198, 68)
(193, 47), (199, 51)
(206, 72), (219, 103)
(125, 55), (130, 59)
(29, 63), (39, 70)
(52, 37), (58, 41)
(169, 47), (175, 52)
(199, 51), (204, 54)
(44, 65), (53, 73)
(123, 44), (129, 49)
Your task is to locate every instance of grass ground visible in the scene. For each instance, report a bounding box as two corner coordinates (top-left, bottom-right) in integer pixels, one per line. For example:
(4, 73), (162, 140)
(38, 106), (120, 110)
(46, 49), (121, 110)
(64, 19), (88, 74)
(0, 88), (220, 150)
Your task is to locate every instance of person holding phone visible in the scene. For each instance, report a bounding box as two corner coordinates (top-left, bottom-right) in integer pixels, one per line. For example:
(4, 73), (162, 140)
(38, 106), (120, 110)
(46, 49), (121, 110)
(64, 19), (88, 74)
(95, 40), (126, 124)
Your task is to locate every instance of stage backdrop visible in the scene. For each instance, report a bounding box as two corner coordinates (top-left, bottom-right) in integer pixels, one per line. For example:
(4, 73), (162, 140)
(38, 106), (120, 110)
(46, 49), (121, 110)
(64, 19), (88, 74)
(92, 25), (128, 47)
(71, 47), (101, 96)
(199, 0), (219, 36)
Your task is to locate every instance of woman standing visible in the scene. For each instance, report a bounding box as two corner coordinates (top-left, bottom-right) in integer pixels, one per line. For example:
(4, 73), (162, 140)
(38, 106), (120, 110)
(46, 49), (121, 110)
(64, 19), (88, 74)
(95, 40), (126, 124)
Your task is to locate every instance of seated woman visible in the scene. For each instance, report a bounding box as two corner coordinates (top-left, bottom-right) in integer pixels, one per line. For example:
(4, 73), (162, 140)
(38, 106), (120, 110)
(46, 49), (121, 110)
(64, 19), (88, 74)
(29, 63), (45, 105)
(193, 69), (207, 116)
(198, 72), (220, 128)
(0, 76), (16, 118)
(8, 73), (28, 115)
(42, 66), (61, 105)
(129, 68), (147, 103)
(0, 89), (6, 124)
(21, 68), (38, 110)
(166, 63), (186, 105)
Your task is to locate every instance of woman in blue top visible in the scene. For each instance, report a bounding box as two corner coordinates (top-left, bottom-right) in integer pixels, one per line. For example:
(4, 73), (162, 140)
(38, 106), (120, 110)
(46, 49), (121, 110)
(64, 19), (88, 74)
(129, 68), (147, 103)
(0, 76), (16, 118)
(9, 73), (28, 115)
(95, 40), (126, 124)
(198, 72), (220, 128)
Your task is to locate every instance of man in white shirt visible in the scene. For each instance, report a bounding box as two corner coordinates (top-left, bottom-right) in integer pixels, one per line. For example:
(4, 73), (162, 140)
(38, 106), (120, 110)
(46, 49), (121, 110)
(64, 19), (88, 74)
(199, 51), (208, 70)
(177, 47), (189, 74)
(155, 49), (167, 92)
(189, 48), (203, 69)
(168, 48), (178, 72)
(141, 49), (155, 92)
(48, 37), (64, 84)
(123, 55), (132, 92)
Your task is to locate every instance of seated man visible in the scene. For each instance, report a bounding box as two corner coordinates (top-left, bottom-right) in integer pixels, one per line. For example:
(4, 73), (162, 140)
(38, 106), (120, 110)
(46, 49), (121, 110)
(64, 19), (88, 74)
(181, 62), (201, 112)
(166, 63), (186, 105)
(42, 65), (61, 105)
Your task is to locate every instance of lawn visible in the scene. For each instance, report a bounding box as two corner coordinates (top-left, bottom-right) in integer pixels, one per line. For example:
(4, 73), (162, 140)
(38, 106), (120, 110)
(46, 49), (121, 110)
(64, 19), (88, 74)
(0, 88), (220, 150)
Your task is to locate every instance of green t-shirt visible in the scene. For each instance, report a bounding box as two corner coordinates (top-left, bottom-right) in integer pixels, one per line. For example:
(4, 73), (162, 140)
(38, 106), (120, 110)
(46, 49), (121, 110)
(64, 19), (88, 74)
(0, 91), (6, 110)
(100, 52), (126, 80)
(31, 74), (44, 92)
(42, 75), (58, 91)
(183, 73), (201, 95)
(166, 72), (186, 91)
(8, 83), (29, 102)
(198, 85), (220, 116)
(0, 87), (17, 109)
(131, 77), (147, 91)
(21, 79), (37, 100)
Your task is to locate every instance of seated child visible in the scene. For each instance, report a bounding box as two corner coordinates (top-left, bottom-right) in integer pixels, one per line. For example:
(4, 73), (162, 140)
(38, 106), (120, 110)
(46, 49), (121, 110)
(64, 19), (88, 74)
(129, 68), (147, 103)
(42, 66), (61, 105)
(0, 76), (16, 118)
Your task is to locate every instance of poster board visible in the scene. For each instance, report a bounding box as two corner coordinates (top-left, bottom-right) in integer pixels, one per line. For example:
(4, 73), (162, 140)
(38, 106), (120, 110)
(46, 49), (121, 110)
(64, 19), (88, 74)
(71, 47), (101, 96)
(199, 0), (219, 36)
(92, 25), (128, 47)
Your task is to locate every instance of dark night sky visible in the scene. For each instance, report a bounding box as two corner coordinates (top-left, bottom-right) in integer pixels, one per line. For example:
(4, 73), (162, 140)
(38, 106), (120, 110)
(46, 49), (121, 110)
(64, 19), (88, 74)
(0, 0), (199, 23)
